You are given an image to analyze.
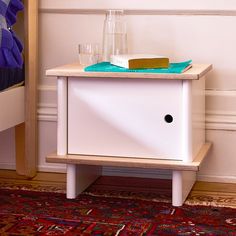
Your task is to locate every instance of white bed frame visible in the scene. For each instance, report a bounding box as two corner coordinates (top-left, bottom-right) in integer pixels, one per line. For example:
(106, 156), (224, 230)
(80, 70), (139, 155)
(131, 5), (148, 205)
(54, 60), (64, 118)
(0, 0), (38, 178)
(0, 87), (24, 132)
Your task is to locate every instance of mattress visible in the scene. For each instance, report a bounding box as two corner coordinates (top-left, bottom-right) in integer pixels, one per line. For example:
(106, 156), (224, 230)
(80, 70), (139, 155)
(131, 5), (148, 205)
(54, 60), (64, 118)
(0, 67), (24, 92)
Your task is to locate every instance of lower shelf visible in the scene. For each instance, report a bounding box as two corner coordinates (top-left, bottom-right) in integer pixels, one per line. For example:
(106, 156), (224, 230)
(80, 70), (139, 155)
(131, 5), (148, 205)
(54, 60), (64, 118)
(47, 142), (212, 171)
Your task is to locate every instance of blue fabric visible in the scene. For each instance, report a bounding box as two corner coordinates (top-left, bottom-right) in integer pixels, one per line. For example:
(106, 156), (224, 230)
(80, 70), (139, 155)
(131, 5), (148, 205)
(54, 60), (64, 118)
(0, 0), (24, 68)
(84, 60), (192, 74)
(6, 0), (24, 26)
(0, 66), (24, 91)
(11, 29), (23, 51)
(0, 1), (7, 16)
(0, 28), (23, 68)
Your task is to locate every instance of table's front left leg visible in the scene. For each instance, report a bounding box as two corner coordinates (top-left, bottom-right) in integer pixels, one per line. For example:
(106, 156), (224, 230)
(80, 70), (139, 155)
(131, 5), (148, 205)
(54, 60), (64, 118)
(172, 170), (196, 206)
(67, 164), (102, 199)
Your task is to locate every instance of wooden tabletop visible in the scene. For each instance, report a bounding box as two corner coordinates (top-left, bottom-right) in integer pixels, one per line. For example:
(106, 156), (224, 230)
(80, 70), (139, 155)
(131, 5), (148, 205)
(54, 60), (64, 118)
(46, 62), (212, 80)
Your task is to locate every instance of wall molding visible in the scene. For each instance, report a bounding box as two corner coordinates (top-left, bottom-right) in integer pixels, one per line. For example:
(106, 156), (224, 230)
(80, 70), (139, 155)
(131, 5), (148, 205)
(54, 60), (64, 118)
(38, 84), (57, 92)
(0, 163), (15, 170)
(102, 167), (236, 183)
(2, 160), (236, 183)
(38, 103), (57, 122)
(206, 110), (236, 131)
(38, 85), (57, 121)
(39, 8), (236, 16)
(197, 174), (236, 183)
(38, 88), (236, 130)
(205, 89), (236, 131)
(38, 164), (66, 173)
(2, 161), (236, 183)
(206, 90), (236, 97)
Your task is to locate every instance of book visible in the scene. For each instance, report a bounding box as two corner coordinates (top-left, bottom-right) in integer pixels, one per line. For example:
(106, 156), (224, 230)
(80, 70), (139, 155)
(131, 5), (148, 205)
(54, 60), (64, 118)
(110, 54), (169, 69)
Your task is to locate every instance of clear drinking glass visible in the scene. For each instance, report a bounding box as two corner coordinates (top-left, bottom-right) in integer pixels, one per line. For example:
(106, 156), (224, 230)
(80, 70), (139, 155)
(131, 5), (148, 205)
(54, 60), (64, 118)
(78, 43), (100, 65)
(102, 10), (128, 62)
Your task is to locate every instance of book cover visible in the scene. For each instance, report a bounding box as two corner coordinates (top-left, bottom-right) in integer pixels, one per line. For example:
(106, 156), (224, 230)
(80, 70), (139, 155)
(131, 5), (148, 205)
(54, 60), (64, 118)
(110, 54), (169, 69)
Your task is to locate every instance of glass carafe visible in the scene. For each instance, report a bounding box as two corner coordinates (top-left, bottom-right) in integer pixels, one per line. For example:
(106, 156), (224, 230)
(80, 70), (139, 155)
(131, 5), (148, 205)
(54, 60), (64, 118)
(102, 10), (127, 62)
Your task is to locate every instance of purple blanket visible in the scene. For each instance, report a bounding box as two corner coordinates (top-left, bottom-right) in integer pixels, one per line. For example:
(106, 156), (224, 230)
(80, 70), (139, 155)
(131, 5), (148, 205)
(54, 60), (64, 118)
(0, 0), (24, 68)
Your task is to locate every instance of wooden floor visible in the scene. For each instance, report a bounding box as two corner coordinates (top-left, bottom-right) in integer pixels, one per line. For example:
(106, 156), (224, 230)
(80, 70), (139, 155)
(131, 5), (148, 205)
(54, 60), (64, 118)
(1, 170), (236, 208)
(0, 170), (66, 192)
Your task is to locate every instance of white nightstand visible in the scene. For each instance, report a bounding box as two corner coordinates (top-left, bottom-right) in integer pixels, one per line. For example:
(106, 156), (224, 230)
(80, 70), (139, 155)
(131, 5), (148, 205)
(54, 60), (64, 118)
(46, 62), (212, 206)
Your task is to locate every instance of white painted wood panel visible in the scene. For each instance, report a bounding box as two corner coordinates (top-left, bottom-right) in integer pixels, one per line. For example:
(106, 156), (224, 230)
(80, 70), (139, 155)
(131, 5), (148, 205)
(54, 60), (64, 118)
(68, 77), (183, 159)
(191, 77), (206, 160)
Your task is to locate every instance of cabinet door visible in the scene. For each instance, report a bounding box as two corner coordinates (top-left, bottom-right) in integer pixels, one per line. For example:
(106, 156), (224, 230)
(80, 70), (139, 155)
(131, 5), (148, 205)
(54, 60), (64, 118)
(68, 77), (183, 160)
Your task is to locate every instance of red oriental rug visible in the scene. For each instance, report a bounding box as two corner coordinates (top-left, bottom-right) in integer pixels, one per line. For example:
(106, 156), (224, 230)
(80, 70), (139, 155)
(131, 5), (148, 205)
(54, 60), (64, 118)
(1, 187), (236, 235)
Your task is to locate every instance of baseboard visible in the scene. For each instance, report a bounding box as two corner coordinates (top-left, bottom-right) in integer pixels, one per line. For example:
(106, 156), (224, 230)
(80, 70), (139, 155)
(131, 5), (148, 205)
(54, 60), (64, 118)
(86, 166), (236, 184)
(102, 167), (172, 179)
(36, 165), (172, 179)
(103, 167), (236, 184)
(0, 163), (16, 170)
(2, 163), (235, 184)
(0, 163), (66, 174)
(36, 167), (236, 185)
(38, 164), (66, 173)
(197, 174), (236, 183)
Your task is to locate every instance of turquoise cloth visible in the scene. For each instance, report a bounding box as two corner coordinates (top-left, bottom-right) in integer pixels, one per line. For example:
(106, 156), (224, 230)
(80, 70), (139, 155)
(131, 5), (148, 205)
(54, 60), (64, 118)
(84, 60), (192, 74)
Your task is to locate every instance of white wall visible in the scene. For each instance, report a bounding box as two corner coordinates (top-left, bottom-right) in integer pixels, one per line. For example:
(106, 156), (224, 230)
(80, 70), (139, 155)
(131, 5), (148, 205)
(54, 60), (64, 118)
(1, 0), (236, 182)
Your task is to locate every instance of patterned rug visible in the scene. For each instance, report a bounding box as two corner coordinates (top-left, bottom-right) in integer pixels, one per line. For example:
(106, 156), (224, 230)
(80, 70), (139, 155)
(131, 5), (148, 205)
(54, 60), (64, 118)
(1, 187), (236, 235)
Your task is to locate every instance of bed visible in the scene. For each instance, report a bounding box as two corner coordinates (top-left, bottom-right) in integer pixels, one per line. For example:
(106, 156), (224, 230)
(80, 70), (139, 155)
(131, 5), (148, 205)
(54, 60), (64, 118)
(0, 0), (38, 177)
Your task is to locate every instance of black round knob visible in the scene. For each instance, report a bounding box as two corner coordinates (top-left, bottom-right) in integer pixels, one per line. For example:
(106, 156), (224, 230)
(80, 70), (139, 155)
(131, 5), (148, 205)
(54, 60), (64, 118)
(164, 114), (173, 123)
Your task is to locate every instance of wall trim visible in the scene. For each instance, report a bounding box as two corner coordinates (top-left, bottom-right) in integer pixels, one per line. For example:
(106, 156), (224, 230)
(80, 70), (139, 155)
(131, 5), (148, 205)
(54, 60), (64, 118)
(2, 161), (236, 183)
(197, 174), (236, 183)
(103, 167), (236, 184)
(205, 89), (236, 131)
(38, 164), (66, 173)
(38, 103), (57, 122)
(0, 163), (16, 170)
(38, 85), (57, 120)
(3, 163), (236, 183)
(102, 167), (172, 179)
(39, 8), (236, 16)
(205, 89), (236, 97)
(38, 85), (57, 92)
(38, 89), (236, 130)
(206, 110), (236, 131)
(102, 167), (236, 183)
